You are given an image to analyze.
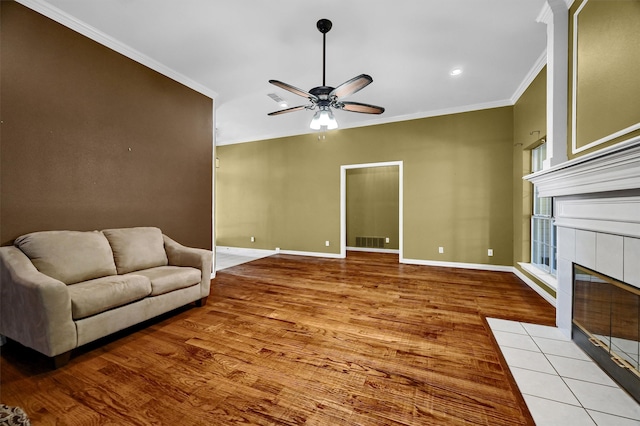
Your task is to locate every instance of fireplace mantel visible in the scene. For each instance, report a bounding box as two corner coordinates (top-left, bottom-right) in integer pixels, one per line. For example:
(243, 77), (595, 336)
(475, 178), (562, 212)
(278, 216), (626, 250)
(525, 137), (640, 198)
(525, 138), (640, 239)
(523, 137), (640, 340)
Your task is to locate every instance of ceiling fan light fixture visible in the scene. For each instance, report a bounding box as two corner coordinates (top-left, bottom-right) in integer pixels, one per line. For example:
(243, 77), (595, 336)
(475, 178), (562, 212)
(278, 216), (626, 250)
(268, 19), (383, 126)
(310, 107), (338, 130)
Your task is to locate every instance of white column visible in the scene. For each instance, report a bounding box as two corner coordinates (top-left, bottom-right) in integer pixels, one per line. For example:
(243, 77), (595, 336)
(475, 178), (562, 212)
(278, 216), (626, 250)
(538, 0), (570, 168)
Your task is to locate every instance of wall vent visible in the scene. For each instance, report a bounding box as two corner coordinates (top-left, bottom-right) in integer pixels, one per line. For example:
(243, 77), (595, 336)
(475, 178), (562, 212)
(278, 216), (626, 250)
(267, 93), (285, 103)
(356, 236), (385, 248)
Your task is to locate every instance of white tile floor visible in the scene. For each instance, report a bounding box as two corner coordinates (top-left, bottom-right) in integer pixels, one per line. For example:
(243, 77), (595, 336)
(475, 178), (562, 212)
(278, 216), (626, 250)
(488, 318), (640, 426)
(214, 250), (640, 425)
(215, 248), (272, 271)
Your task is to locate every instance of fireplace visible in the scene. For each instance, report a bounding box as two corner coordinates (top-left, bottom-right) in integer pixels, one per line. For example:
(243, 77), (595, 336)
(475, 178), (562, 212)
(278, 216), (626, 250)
(526, 138), (640, 403)
(572, 264), (640, 402)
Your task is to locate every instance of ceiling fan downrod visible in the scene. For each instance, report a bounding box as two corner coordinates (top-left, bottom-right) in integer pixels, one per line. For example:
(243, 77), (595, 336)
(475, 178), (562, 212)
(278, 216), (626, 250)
(317, 19), (332, 87)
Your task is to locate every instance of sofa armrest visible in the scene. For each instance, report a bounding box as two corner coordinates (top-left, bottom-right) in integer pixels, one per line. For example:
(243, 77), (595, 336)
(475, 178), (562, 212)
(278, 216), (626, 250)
(0, 246), (77, 357)
(163, 235), (213, 299)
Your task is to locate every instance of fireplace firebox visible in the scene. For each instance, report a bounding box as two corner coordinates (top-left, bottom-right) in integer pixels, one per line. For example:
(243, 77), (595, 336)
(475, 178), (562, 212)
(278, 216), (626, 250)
(573, 264), (640, 403)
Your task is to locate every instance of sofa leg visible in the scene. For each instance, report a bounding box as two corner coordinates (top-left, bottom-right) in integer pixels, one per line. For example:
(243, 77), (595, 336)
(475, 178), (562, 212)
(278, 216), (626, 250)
(52, 351), (71, 369)
(195, 296), (208, 307)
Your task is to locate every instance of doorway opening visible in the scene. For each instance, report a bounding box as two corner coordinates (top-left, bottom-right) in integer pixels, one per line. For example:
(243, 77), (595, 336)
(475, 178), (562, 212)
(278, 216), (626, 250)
(340, 161), (403, 261)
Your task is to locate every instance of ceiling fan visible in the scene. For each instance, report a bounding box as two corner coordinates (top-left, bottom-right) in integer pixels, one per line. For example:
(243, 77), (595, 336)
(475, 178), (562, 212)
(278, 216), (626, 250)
(268, 19), (385, 130)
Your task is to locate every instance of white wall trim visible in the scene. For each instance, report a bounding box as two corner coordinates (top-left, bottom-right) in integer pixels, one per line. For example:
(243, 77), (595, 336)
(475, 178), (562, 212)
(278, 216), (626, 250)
(555, 196), (640, 239)
(513, 267), (558, 307)
(217, 100), (513, 146)
(215, 246), (341, 259)
(402, 258), (556, 307)
(277, 249), (343, 259)
(518, 262), (558, 292)
(210, 251), (216, 279)
(340, 161), (403, 261)
(511, 49), (548, 104)
(570, 0), (640, 154)
(216, 246), (277, 257)
(401, 258), (512, 273)
(525, 137), (640, 197)
(16, 0), (218, 100)
(347, 247), (400, 254)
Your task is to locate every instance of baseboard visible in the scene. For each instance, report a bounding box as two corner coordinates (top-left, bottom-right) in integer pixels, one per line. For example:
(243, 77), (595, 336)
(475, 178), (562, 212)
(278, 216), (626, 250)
(215, 246), (342, 259)
(402, 257), (557, 307)
(213, 248), (558, 307)
(346, 247), (400, 254)
(512, 267), (557, 307)
(216, 246), (277, 257)
(401, 258), (513, 273)
(277, 249), (342, 259)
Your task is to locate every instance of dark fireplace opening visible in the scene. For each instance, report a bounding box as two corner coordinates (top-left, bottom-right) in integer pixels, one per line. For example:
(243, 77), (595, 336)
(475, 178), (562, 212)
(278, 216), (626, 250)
(573, 264), (640, 403)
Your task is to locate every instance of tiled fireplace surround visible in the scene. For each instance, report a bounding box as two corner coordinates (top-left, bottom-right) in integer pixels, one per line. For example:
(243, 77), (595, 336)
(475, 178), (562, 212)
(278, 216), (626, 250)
(526, 138), (640, 338)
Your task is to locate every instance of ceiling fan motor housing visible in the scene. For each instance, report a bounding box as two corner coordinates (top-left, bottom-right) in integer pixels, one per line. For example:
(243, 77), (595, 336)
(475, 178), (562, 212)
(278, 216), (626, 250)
(317, 19), (332, 34)
(309, 86), (334, 106)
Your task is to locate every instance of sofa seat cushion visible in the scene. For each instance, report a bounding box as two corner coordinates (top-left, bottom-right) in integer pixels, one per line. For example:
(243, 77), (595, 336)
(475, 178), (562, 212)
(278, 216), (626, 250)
(68, 275), (152, 320)
(14, 230), (117, 285)
(102, 227), (168, 275)
(127, 266), (201, 296)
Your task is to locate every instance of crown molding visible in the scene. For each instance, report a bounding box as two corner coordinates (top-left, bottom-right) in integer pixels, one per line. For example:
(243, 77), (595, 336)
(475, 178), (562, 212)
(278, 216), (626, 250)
(511, 49), (547, 104)
(16, 0), (218, 100)
(217, 99), (514, 146)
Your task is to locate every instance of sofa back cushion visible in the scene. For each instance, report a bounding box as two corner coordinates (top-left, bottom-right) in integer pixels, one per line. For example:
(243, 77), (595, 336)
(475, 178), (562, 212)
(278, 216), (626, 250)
(102, 227), (168, 274)
(14, 230), (118, 285)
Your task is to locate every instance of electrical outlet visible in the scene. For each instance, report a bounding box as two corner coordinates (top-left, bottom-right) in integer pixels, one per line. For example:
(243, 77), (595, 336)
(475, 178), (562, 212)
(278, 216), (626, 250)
(250, 236), (255, 242)
(385, 237), (390, 244)
(488, 249), (493, 256)
(438, 247), (444, 254)
(275, 247), (280, 252)
(325, 240), (330, 247)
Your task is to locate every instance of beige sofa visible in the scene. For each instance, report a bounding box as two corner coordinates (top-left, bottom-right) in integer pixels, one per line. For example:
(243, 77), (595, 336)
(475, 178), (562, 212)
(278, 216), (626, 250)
(0, 227), (212, 367)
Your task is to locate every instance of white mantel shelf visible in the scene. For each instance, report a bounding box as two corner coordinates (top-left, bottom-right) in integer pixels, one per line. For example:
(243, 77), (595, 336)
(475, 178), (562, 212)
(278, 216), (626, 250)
(525, 137), (640, 198)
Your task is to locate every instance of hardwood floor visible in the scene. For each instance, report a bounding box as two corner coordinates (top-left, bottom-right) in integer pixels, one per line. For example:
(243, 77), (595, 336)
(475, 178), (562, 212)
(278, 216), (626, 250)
(1, 252), (555, 425)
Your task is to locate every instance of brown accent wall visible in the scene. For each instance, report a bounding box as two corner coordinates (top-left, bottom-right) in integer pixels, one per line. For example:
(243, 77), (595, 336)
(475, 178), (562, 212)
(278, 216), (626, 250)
(0, 2), (213, 249)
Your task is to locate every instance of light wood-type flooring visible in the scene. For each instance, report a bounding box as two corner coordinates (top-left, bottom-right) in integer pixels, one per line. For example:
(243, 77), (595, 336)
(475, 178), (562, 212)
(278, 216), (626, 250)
(1, 252), (556, 425)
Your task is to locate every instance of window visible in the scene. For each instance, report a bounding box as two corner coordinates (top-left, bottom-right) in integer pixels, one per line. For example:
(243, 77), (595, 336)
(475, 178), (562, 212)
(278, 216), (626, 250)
(531, 143), (557, 275)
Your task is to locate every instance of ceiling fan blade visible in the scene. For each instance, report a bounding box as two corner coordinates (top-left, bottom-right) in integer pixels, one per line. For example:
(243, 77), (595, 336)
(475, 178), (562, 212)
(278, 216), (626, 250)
(267, 105), (310, 116)
(330, 74), (373, 99)
(269, 80), (317, 100)
(338, 101), (385, 114)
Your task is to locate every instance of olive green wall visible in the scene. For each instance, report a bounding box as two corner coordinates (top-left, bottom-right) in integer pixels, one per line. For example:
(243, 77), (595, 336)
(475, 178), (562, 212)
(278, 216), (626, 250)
(346, 166), (399, 250)
(216, 106), (514, 266)
(569, 0), (640, 157)
(513, 67), (546, 268)
(511, 67), (556, 297)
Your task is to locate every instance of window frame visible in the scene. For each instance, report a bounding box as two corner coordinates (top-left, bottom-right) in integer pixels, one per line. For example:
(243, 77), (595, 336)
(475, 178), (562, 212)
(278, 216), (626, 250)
(530, 143), (557, 276)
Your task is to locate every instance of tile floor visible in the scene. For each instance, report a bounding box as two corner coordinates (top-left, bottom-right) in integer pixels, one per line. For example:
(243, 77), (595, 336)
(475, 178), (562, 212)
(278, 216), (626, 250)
(214, 250), (640, 425)
(215, 248), (273, 271)
(488, 318), (640, 426)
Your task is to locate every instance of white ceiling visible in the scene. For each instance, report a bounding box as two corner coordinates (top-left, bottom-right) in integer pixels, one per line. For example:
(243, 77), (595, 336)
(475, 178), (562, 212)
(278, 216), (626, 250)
(37, 0), (548, 145)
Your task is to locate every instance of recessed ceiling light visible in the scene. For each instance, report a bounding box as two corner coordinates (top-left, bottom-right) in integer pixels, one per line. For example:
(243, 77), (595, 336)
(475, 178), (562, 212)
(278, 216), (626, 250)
(450, 68), (463, 76)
